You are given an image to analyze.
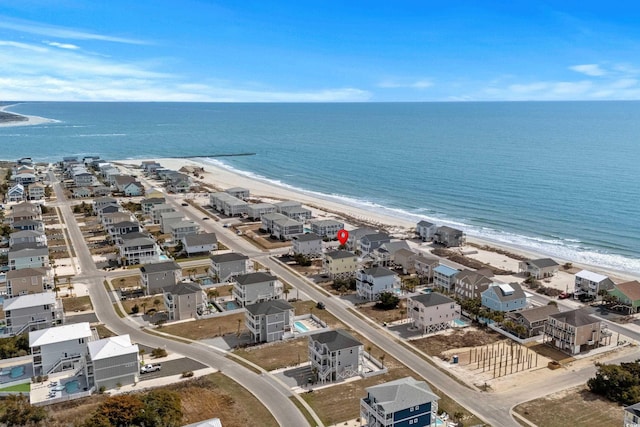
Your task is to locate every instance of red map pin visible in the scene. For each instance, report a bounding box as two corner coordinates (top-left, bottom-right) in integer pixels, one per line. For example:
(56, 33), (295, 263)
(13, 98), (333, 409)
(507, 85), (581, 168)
(337, 229), (349, 245)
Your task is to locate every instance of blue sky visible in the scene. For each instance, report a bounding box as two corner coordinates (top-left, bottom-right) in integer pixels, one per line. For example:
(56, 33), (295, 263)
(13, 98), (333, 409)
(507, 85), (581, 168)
(1, 1), (639, 101)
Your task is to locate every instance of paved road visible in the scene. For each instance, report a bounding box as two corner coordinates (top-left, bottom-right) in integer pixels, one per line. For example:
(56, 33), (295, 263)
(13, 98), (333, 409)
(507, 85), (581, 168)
(49, 171), (311, 427)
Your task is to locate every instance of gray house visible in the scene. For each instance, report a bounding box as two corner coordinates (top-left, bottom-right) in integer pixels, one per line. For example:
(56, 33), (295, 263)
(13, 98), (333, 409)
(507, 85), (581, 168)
(416, 220), (437, 241)
(245, 299), (294, 343)
(518, 258), (559, 279)
(433, 226), (465, 247)
(308, 329), (363, 384)
(210, 252), (249, 282)
(292, 233), (323, 257)
(163, 281), (205, 321)
(232, 272), (283, 307)
(359, 233), (391, 256)
(87, 334), (139, 390)
(140, 260), (182, 295)
(3, 292), (64, 336)
(247, 203), (276, 220)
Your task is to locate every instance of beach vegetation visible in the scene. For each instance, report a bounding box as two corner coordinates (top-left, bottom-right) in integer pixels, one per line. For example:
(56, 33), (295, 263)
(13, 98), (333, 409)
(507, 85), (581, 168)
(0, 333), (30, 358)
(332, 277), (356, 293)
(587, 360), (640, 405)
(0, 394), (48, 427)
(376, 292), (400, 310)
(293, 253), (312, 266)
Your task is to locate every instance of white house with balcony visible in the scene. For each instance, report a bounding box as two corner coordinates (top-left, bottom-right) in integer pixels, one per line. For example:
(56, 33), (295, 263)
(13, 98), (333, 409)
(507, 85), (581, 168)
(247, 203), (276, 220)
(433, 264), (460, 292)
(407, 292), (460, 335)
(309, 219), (344, 239)
(8, 246), (49, 270)
(292, 233), (323, 257)
(3, 292), (64, 336)
(30, 322), (94, 377)
(356, 267), (400, 301)
(574, 270), (615, 299)
(232, 272), (283, 307)
(308, 329), (364, 384)
(416, 220), (438, 242)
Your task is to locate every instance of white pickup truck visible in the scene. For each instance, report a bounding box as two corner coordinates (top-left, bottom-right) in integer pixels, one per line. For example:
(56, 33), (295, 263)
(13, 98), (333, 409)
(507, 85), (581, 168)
(140, 363), (161, 374)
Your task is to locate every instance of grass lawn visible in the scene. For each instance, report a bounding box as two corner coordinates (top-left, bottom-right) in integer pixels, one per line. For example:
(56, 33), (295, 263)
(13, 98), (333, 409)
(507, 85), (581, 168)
(160, 313), (246, 340)
(110, 275), (141, 290)
(0, 382), (30, 392)
(411, 327), (503, 357)
(61, 295), (93, 312)
(514, 385), (623, 427)
(234, 337), (309, 371)
(358, 301), (407, 325)
(46, 373), (278, 427)
(181, 265), (211, 276)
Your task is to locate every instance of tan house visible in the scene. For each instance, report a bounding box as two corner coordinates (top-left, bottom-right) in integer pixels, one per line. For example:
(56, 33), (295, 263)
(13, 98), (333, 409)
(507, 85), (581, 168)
(393, 248), (417, 274)
(454, 269), (493, 300)
(544, 308), (611, 354)
(414, 254), (439, 283)
(518, 258), (559, 279)
(407, 292), (460, 335)
(506, 304), (560, 337)
(323, 250), (359, 279)
(6, 267), (51, 297)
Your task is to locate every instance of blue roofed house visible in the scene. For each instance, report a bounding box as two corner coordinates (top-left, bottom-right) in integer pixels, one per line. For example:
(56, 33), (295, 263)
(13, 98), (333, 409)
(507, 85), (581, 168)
(481, 282), (527, 312)
(360, 377), (440, 427)
(433, 264), (460, 292)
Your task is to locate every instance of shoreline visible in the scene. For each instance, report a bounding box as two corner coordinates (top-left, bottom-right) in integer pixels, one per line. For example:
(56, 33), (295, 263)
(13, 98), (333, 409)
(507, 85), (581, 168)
(122, 157), (639, 284)
(0, 104), (58, 127)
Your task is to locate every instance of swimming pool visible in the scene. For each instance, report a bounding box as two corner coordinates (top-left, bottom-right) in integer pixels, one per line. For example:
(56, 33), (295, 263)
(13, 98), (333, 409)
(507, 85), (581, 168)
(226, 301), (238, 310)
(159, 255), (170, 261)
(201, 278), (214, 286)
(294, 321), (309, 332)
(10, 366), (25, 379)
(64, 380), (79, 394)
(453, 318), (468, 327)
(435, 418), (444, 426)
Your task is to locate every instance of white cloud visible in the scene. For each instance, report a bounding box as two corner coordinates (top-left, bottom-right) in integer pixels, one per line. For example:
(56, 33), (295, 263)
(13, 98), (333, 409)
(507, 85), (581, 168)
(377, 79), (433, 89)
(570, 64), (606, 77)
(45, 41), (80, 50)
(0, 16), (148, 45)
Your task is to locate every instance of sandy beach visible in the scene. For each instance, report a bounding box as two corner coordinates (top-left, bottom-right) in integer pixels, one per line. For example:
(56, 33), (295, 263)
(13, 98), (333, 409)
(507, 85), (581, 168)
(120, 157), (640, 288)
(0, 105), (57, 127)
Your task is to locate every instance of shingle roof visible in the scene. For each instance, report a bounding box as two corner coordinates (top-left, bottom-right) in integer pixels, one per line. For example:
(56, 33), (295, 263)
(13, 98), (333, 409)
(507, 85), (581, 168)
(310, 329), (362, 351)
(235, 272), (277, 286)
(140, 260), (180, 273)
(362, 266), (396, 278)
(549, 308), (599, 327)
(245, 299), (293, 316)
(527, 258), (559, 268)
(184, 233), (217, 246)
(510, 304), (560, 323)
(6, 267), (47, 279)
(361, 233), (391, 243)
(164, 281), (202, 295)
(485, 283), (526, 302)
(365, 377), (439, 414)
(325, 250), (357, 260)
(613, 280), (640, 301)
(625, 402), (640, 417)
(417, 220), (435, 227)
(409, 292), (455, 307)
(210, 252), (249, 263)
(293, 232), (322, 242)
(455, 269), (493, 285)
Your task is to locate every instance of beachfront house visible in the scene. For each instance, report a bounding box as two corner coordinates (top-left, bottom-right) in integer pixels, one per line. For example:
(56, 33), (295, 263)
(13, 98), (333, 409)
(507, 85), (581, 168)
(6, 267), (51, 297)
(272, 216), (304, 240)
(544, 308), (611, 354)
(624, 403), (640, 427)
(416, 220), (438, 242)
(608, 280), (640, 314)
(433, 226), (465, 247)
(574, 270), (615, 299)
(454, 269), (494, 300)
(261, 212), (287, 234)
(309, 219), (344, 239)
(360, 377), (440, 427)
(308, 329), (364, 384)
(3, 292), (64, 336)
(182, 233), (218, 255)
(210, 252), (249, 282)
(276, 201), (313, 221)
(371, 241), (412, 267)
(506, 304), (560, 337)
(433, 264), (460, 292)
(481, 282), (527, 312)
(225, 187), (250, 200)
(292, 233), (323, 257)
(30, 322), (93, 377)
(356, 266), (400, 301)
(346, 227), (377, 252)
(209, 192), (248, 216)
(87, 335), (139, 390)
(518, 258), (559, 279)
(359, 233), (391, 256)
(323, 250), (359, 279)
(247, 203), (276, 220)
(8, 246), (49, 270)
(245, 299), (294, 343)
(414, 254), (440, 284)
(232, 272), (283, 307)
(163, 281), (206, 321)
(407, 292), (460, 335)
(140, 260), (182, 295)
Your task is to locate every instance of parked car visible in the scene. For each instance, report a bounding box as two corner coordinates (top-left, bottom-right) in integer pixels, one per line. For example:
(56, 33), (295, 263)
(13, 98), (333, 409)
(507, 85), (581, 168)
(558, 292), (573, 299)
(140, 363), (162, 374)
(181, 202), (189, 206)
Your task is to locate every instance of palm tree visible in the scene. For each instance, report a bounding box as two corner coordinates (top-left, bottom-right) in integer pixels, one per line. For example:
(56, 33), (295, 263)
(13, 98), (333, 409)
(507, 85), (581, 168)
(139, 348), (146, 363)
(236, 318), (242, 336)
(53, 286), (60, 298)
(379, 354), (386, 368)
(207, 288), (219, 302)
(153, 298), (161, 312)
(67, 283), (75, 297)
(283, 283), (292, 301)
(366, 345), (372, 361)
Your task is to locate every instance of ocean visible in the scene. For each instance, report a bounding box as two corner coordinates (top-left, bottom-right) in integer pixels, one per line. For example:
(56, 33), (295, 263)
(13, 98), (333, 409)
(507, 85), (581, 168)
(2, 101), (640, 274)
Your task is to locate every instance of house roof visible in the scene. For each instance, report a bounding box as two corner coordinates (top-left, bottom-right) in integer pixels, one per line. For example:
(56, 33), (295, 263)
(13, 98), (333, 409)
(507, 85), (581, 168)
(247, 203), (275, 210)
(273, 217), (302, 227)
(414, 254), (439, 266)
(10, 241), (46, 251)
(379, 241), (411, 254)
(235, 272), (277, 286)
(88, 335), (138, 361)
(119, 231), (151, 241)
(245, 299), (293, 316)
(365, 377), (439, 414)
(510, 304), (560, 323)
(361, 233), (391, 243)
(575, 270), (609, 283)
(225, 186), (249, 193)
(417, 220), (435, 227)
(30, 322), (92, 347)
(10, 230), (44, 238)
(526, 258), (559, 268)
(549, 308), (599, 327)
(110, 221), (139, 229)
(3, 292), (56, 310)
(169, 220), (198, 230)
(484, 283), (526, 302)
(310, 329), (362, 351)
(6, 267), (47, 279)
(613, 280), (640, 301)
(436, 225), (463, 235)
(433, 264), (459, 277)
(455, 270), (493, 286)
(140, 260), (181, 274)
(293, 232), (322, 242)
(409, 292), (455, 307)
(11, 219), (43, 228)
(182, 418), (222, 427)
(262, 212), (288, 221)
(183, 232), (217, 246)
(9, 246), (49, 258)
(141, 197), (166, 204)
(309, 219), (343, 227)
(164, 281), (202, 296)
(325, 250), (357, 260)
(121, 237), (155, 247)
(349, 227), (378, 239)
(625, 402), (640, 417)
(210, 252), (249, 263)
(362, 266), (396, 278)
(394, 248), (416, 258)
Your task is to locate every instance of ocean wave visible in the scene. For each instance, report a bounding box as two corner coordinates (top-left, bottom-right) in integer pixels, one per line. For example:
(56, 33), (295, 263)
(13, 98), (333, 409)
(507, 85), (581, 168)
(69, 133), (127, 137)
(203, 157), (640, 275)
